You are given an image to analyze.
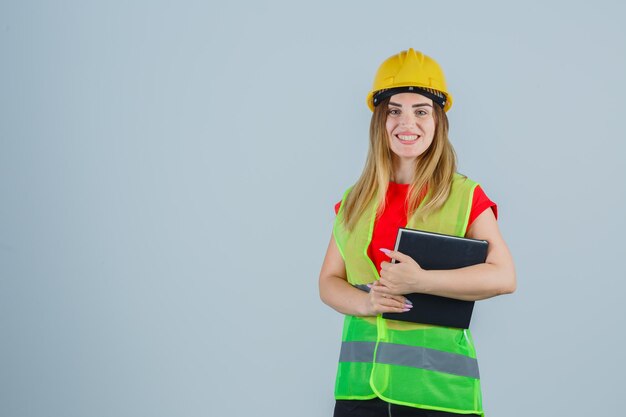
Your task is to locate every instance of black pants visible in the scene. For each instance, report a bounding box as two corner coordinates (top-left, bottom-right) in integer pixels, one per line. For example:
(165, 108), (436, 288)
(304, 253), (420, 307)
(334, 398), (481, 417)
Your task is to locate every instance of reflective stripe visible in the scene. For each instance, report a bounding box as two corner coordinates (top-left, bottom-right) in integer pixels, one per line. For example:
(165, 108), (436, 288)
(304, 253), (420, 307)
(376, 343), (480, 379)
(339, 341), (376, 362)
(353, 284), (371, 293)
(339, 341), (479, 379)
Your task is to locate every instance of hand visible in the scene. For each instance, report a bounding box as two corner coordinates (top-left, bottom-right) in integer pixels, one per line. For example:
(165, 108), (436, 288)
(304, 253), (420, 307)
(376, 248), (431, 295)
(363, 281), (412, 316)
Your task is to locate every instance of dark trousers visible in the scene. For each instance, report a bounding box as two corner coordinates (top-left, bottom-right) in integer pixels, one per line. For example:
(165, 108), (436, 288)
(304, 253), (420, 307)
(333, 398), (481, 417)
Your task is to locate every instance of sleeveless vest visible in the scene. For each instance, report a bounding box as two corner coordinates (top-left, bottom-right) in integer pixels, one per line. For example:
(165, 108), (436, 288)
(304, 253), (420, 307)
(332, 173), (484, 416)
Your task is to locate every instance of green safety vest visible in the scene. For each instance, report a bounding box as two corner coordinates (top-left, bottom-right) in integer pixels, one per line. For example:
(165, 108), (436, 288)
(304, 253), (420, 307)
(332, 173), (484, 416)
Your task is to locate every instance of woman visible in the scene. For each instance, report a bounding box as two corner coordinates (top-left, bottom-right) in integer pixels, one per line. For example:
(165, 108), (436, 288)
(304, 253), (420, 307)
(319, 48), (516, 417)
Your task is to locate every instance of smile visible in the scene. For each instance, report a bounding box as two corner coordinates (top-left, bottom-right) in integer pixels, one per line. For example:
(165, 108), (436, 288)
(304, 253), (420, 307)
(396, 134), (420, 143)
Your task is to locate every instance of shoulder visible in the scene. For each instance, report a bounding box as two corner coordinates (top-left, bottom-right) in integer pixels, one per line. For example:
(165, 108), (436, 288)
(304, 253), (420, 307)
(471, 184), (498, 220)
(448, 173), (480, 203)
(333, 185), (355, 215)
(452, 173), (499, 228)
(452, 172), (479, 190)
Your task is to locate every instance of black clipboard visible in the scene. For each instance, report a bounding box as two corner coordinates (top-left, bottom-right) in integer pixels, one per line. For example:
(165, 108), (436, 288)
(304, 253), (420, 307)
(382, 228), (488, 328)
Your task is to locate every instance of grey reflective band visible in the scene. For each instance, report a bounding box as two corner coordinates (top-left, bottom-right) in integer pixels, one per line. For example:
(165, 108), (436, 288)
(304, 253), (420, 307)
(339, 341), (376, 363)
(339, 341), (480, 379)
(376, 342), (480, 379)
(353, 284), (371, 293)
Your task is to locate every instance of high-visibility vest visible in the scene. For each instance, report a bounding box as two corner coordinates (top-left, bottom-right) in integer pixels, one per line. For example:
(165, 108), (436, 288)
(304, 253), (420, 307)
(332, 173), (484, 416)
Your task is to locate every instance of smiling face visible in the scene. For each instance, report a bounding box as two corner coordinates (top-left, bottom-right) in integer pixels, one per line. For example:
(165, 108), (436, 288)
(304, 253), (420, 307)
(385, 92), (436, 164)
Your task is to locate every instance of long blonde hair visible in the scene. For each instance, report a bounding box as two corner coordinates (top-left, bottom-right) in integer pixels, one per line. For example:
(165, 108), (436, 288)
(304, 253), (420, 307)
(340, 96), (458, 232)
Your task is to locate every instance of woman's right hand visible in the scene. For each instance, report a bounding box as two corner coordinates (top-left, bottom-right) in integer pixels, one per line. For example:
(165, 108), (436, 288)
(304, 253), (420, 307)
(363, 281), (412, 316)
(320, 234), (413, 317)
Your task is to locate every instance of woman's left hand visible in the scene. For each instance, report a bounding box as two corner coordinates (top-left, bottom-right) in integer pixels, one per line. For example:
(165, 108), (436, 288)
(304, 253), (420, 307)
(374, 248), (431, 296)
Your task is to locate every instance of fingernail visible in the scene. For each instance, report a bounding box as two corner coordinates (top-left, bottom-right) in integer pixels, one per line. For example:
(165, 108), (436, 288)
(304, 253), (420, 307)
(366, 283), (372, 288)
(404, 304), (413, 309)
(402, 308), (411, 312)
(379, 248), (391, 255)
(405, 299), (413, 306)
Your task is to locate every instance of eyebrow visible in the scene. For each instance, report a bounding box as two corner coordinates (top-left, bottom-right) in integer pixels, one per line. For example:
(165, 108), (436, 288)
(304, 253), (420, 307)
(388, 102), (433, 108)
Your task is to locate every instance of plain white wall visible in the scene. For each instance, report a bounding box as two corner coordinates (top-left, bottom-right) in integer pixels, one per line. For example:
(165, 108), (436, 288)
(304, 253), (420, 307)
(1, 1), (625, 416)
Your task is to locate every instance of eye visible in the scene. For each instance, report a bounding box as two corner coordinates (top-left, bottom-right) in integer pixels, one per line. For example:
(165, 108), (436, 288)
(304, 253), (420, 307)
(416, 109), (429, 117)
(387, 108), (401, 116)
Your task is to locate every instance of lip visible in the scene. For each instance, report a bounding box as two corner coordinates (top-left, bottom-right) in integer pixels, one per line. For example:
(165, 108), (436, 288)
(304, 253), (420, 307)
(395, 132), (421, 144)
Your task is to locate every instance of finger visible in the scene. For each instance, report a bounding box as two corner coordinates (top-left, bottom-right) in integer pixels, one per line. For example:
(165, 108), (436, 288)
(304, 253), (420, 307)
(371, 290), (391, 300)
(385, 295), (408, 305)
(372, 291), (409, 307)
(378, 296), (412, 312)
(394, 294), (409, 302)
(370, 280), (390, 289)
(382, 300), (407, 310)
(379, 248), (415, 264)
(378, 270), (394, 283)
(376, 277), (396, 291)
(370, 283), (392, 295)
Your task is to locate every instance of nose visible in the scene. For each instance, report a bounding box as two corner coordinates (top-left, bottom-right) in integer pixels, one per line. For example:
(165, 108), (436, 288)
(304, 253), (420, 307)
(398, 112), (416, 127)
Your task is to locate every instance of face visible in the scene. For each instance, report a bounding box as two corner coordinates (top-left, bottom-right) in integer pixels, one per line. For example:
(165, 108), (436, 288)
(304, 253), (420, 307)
(385, 92), (436, 163)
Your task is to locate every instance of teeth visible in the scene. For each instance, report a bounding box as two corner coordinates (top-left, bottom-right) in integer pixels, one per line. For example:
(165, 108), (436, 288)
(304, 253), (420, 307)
(398, 135), (418, 141)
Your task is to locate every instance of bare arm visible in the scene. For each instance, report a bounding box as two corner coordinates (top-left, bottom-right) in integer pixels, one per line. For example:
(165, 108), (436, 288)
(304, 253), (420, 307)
(375, 208), (516, 301)
(318, 234), (412, 316)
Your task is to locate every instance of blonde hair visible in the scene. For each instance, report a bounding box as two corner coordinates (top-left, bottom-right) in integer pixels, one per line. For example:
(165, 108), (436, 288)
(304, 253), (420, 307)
(340, 97), (458, 232)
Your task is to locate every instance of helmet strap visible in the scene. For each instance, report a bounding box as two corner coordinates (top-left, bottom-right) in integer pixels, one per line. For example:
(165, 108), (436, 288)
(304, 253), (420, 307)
(373, 86), (446, 109)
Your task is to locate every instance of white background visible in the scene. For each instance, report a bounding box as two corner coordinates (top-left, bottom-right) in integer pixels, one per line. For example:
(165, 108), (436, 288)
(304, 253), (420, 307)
(1, 1), (625, 416)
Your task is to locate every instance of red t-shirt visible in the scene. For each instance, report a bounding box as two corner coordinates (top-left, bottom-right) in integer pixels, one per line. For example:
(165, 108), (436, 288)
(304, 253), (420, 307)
(334, 183), (497, 274)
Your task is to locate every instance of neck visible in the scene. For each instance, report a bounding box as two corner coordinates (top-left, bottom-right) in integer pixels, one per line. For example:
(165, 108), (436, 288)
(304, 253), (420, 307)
(392, 157), (416, 184)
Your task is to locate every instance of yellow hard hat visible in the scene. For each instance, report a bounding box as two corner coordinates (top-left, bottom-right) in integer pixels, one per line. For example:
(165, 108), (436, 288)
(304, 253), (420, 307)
(366, 48), (453, 112)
